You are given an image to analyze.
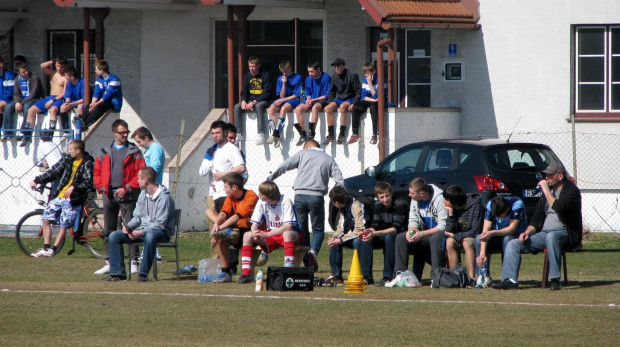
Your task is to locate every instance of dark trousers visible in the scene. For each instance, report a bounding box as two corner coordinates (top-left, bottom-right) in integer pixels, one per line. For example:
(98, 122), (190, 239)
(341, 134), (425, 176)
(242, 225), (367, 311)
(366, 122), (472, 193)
(394, 230), (446, 280)
(84, 100), (115, 127)
(351, 101), (379, 136)
(102, 190), (139, 260)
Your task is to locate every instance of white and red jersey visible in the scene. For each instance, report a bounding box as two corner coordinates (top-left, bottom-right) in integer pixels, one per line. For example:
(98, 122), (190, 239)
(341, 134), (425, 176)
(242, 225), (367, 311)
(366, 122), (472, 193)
(250, 194), (301, 232)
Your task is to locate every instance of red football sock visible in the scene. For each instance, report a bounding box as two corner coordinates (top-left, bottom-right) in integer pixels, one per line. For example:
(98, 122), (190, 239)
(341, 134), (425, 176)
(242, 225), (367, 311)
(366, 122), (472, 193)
(241, 245), (253, 276)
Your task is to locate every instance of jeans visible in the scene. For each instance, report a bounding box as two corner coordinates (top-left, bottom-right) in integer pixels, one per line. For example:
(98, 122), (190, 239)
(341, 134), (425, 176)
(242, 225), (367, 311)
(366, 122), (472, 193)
(329, 237), (373, 280)
(109, 229), (170, 277)
(474, 233), (517, 278)
(102, 191), (139, 259)
(372, 233), (396, 280)
(394, 230), (446, 280)
(2, 99), (37, 136)
(233, 101), (270, 134)
(501, 229), (568, 281)
(294, 194), (325, 254)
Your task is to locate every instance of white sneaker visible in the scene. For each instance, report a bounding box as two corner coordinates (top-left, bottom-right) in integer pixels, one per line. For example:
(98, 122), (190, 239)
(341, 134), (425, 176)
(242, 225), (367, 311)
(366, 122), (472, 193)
(94, 263), (110, 275)
(131, 261), (139, 274)
(255, 133), (265, 145)
(256, 251), (269, 267)
(32, 248), (54, 258)
(307, 249), (319, 272)
(266, 136), (275, 145)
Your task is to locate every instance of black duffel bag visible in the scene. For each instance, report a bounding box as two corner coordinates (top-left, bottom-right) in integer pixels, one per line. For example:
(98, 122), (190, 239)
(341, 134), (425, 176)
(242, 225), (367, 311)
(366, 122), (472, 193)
(267, 266), (314, 291)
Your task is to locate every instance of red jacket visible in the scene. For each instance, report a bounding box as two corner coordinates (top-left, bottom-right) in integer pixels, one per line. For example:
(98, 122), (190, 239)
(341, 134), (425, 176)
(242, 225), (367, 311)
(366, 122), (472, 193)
(94, 141), (145, 198)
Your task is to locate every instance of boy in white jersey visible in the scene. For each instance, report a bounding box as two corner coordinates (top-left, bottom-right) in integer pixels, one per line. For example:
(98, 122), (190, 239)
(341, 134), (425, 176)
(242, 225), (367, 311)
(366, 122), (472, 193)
(238, 181), (304, 284)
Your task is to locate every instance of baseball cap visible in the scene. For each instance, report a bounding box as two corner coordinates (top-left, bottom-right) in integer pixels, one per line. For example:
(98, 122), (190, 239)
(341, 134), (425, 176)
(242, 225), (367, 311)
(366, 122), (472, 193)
(541, 163), (565, 175)
(331, 58), (346, 66)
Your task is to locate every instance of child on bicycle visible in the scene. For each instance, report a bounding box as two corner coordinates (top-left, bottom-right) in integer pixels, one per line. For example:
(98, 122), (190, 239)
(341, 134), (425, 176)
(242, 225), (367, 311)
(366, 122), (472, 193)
(29, 139), (95, 257)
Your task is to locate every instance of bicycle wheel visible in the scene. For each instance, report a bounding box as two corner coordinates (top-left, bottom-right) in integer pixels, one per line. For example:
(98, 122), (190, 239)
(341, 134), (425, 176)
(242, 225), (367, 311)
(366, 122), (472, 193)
(15, 210), (65, 257)
(80, 208), (106, 259)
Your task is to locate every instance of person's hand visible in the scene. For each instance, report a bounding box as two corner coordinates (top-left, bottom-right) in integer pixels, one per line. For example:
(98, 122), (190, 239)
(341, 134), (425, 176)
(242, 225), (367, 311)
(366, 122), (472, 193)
(88, 102), (97, 112)
(411, 231), (423, 243)
(213, 170), (225, 181)
(347, 104), (354, 112)
(281, 75), (287, 84)
(445, 231), (454, 239)
(273, 99), (283, 107)
(519, 232), (529, 243)
(129, 229), (144, 240)
(248, 101), (255, 110)
(63, 186), (75, 198)
(443, 200), (453, 216)
(123, 225), (132, 235)
(327, 236), (341, 247)
(306, 98), (313, 107)
(29, 181), (37, 190)
(113, 187), (127, 198)
(538, 179), (550, 193)
(479, 230), (493, 242)
(362, 228), (374, 242)
(405, 230), (417, 242)
(476, 255), (487, 268)
(211, 223), (220, 234)
(211, 236), (219, 246)
(16, 103), (22, 112)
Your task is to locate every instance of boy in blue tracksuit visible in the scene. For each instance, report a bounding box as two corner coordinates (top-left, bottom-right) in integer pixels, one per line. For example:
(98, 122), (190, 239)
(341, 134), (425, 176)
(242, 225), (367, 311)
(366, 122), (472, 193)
(293, 61), (331, 146)
(348, 63), (387, 145)
(0, 57), (16, 138)
(80, 60), (122, 129)
(266, 60), (302, 148)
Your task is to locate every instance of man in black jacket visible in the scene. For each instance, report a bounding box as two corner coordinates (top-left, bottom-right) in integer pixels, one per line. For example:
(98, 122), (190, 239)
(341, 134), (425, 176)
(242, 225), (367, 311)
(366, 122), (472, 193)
(233, 56), (272, 146)
(29, 140), (94, 257)
(493, 163), (582, 291)
(323, 58), (361, 145)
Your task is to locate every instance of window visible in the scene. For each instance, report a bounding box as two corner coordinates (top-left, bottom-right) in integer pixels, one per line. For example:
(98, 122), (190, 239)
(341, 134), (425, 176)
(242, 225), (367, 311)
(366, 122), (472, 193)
(379, 146), (423, 178)
(406, 30), (431, 107)
(574, 26), (620, 117)
(484, 147), (558, 171)
(48, 30), (97, 90)
(422, 147), (454, 172)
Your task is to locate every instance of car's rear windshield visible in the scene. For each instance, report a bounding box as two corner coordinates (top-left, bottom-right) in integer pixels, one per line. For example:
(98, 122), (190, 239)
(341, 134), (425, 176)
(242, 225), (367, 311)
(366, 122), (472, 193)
(484, 146), (560, 171)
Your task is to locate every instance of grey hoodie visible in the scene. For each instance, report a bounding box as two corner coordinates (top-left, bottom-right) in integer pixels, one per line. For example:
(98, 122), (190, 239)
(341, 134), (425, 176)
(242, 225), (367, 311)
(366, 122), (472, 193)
(408, 184), (448, 232)
(126, 185), (176, 237)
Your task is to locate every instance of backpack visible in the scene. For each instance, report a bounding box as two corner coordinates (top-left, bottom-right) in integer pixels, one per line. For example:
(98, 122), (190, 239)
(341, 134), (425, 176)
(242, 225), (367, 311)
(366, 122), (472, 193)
(430, 264), (472, 288)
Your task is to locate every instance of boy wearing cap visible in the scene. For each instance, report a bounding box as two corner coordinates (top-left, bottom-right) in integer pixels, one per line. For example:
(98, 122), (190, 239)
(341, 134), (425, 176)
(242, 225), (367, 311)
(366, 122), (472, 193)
(493, 163), (582, 291)
(323, 58), (361, 145)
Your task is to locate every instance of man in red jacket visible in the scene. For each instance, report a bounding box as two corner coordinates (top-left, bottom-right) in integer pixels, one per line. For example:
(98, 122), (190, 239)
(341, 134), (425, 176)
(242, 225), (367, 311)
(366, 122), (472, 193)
(93, 119), (145, 275)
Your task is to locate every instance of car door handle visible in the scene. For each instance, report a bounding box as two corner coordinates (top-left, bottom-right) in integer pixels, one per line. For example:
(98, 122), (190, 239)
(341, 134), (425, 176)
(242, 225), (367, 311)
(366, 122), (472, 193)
(437, 178), (449, 184)
(399, 180), (409, 187)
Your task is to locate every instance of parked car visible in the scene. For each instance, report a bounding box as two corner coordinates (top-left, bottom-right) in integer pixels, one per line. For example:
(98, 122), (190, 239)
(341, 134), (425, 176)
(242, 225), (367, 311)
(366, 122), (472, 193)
(343, 139), (565, 219)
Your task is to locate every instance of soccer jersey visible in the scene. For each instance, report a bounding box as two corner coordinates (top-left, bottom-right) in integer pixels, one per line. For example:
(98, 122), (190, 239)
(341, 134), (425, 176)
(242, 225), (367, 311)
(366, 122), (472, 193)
(250, 194), (301, 232)
(211, 142), (245, 199)
(64, 78), (85, 102)
(275, 73), (302, 98)
(484, 196), (528, 235)
(304, 72), (331, 100)
(221, 189), (259, 230)
(93, 73), (123, 112)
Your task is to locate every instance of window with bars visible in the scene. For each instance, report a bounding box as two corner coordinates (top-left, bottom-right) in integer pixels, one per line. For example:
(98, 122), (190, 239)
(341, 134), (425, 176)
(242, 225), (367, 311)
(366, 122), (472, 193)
(575, 26), (620, 117)
(47, 30), (97, 87)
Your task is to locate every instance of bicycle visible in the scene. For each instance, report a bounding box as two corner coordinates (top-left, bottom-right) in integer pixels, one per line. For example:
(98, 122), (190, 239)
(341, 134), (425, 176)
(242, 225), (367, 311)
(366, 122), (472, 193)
(15, 185), (106, 258)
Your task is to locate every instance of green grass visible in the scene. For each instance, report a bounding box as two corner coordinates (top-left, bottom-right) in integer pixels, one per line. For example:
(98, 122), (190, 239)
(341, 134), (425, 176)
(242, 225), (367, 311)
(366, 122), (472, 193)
(1, 232), (619, 346)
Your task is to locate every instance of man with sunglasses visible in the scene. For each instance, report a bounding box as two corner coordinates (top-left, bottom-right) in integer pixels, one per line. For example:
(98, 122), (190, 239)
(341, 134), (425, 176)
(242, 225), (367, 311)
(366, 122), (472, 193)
(93, 119), (146, 276)
(493, 163), (582, 291)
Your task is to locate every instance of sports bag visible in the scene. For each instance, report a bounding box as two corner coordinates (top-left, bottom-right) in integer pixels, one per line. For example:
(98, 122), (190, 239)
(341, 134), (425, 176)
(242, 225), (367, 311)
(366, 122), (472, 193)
(430, 264), (472, 288)
(267, 266), (314, 291)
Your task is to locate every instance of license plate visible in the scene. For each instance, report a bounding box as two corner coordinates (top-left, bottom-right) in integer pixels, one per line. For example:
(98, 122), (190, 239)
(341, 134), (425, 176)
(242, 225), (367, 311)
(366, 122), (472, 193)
(523, 189), (542, 198)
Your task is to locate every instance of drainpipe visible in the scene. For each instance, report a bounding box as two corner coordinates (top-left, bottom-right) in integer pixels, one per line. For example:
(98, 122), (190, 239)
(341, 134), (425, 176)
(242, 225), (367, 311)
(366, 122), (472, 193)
(376, 35), (392, 161)
(83, 8), (91, 109)
(227, 6), (234, 123)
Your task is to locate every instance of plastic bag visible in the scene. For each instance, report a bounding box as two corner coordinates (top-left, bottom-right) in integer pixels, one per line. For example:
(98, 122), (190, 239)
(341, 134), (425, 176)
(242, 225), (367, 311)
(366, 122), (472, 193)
(385, 270), (422, 288)
(197, 258), (222, 283)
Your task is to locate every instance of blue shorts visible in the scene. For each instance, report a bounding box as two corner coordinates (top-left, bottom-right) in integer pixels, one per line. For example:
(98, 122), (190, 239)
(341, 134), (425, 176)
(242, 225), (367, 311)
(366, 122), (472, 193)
(273, 99), (300, 108)
(42, 198), (81, 229)
(333, 98), (354, 106)
(33, 96), (63, 114)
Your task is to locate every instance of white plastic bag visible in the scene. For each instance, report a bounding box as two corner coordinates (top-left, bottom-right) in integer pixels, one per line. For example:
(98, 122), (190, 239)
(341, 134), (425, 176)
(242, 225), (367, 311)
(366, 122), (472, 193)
(197, 258), (222, 283)
(385, 270), (422, 288)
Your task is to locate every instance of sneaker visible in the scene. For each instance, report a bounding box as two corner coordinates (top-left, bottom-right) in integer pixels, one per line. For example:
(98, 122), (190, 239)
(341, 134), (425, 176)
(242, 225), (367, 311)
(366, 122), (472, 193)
(336, 135), (345, 145)
(255, 133), (266, 145)
(94, 262), (110, 275)
(213, 272), (232, 283)
(295, 135), (307, 146)
(375, 278), (390, 287)
(211, 227), (239, 244)
(156, 255), (163, 264)
(322, 135), (334, 146)
(364, 278), (375, 285)
(307, 249), (319, 272)
(549, 279), (562, 291)
(19, 137), (31, 147)
(491, 278), (519, 290)
(256, 251), (269, 267)
(347, 135), (360, 144)
(174, 265), (197, 275)
(237, 275), (252, 284)
(31, 248), (54, 258)
(273, 137), (281, 148)
(102, 275), (127, 281)
(283, 260), (294, 268)
(0, 136), (7, 142)
(131, 261), (139, 275)
(324, 275), (344, 286)
(266, 136), (275, 145)
(370, 135), (378, 145)
(136, 274), (148, 282)
(267, 120), (275, 135)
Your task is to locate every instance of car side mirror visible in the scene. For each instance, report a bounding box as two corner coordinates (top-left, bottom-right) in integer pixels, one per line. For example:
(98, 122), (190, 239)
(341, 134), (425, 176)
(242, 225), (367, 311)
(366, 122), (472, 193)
(365, 166), (376, 178)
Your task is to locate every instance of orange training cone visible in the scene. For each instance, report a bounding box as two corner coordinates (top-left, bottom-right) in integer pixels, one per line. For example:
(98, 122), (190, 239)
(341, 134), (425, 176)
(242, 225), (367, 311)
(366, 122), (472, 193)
(344, 249), (366, 294)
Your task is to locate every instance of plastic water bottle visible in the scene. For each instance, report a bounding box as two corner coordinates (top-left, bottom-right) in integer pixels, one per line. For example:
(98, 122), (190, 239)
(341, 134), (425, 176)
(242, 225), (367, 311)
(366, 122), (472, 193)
(255, 268), (264, 292)
(476, 262), (488, 289)
(299, 87), (305, 103)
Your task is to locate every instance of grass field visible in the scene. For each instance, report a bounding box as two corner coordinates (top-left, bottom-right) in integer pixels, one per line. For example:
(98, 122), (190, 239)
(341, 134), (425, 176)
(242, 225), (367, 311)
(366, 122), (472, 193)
(1, 231), (619, 346)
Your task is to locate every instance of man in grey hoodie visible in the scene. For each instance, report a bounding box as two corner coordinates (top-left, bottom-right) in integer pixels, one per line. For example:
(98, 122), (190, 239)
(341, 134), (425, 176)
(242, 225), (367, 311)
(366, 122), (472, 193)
(268, 139), (343, 271)
(104, 167), (176, 282)
(394, 178), (448, 281)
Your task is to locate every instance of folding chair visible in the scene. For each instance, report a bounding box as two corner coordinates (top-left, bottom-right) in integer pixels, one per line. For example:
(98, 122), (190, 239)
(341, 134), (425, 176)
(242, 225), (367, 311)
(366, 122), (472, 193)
(541, 248), (568, 289)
